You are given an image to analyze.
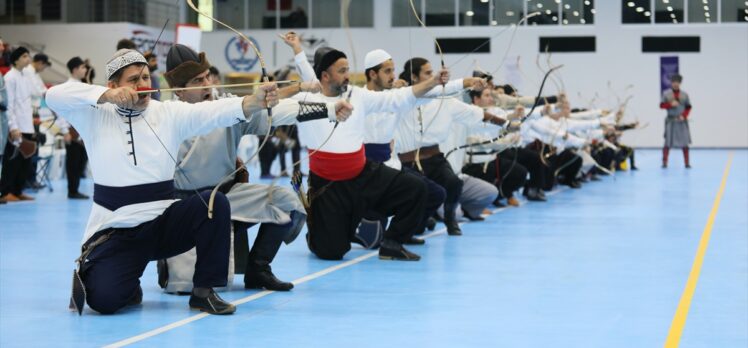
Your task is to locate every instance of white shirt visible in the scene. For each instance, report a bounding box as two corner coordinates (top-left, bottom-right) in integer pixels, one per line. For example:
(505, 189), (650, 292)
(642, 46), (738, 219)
(5, 67), (35, 134)
(293, 52), (467, 146)
(46, 80), (254, 243)
(394, 97), (484, 154)
(23, 65), (47, 108)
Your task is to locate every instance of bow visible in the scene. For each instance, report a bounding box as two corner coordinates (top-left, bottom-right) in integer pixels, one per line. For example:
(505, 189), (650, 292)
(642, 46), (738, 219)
(185, 0), (277, 218)
(408, 0), (447, 172)
(444, 64), (563, 158)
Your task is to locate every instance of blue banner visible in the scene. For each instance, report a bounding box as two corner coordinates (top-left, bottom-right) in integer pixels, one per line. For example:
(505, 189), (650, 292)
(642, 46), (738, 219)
(660, 56), (679, 93)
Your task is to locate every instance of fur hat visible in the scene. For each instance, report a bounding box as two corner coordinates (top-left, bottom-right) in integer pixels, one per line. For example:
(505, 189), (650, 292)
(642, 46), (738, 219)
(163, 44), (211, 87)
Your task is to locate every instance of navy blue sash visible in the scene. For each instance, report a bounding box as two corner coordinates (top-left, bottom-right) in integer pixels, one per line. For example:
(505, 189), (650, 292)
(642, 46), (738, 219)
(93, 180), (175, 211)
(364, 143), (392, 163)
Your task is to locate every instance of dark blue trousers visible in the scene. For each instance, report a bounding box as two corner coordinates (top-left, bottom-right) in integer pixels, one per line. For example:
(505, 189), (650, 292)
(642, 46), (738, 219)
(82, 191), (231, 314)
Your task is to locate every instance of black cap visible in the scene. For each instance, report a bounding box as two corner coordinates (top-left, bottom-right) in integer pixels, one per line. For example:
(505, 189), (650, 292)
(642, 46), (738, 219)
(502, 84), (516, 95)
(67, 56), (85, 73)
(670, 74), (683, 83)
(33, 53), (51, 67)
(9, 46), (29, 65)
(313, 46), (346, 79)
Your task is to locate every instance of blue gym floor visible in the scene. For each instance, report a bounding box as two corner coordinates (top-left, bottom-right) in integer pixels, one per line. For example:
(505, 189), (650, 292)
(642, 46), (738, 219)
(0, 149), (746, 347)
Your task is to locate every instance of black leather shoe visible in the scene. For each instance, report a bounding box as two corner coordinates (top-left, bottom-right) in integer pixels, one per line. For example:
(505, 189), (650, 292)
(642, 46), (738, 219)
(68, 192), (89, 200)
(445, 220), (462, 236)
(378, 239), (420, 261)
(568, 180), (582, 189)
(403, 236), (425, 245)
(245, 270), (294, 291)
(189, 289), (236, 315)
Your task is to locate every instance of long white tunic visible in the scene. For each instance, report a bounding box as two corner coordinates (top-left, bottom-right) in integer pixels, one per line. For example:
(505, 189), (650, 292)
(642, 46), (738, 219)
(46, 81), (256, 243)
(5, 67), (35, 134)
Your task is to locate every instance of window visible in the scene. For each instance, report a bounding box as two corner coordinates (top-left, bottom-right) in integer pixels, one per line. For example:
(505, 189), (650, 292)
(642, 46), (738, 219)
(721, 0), (748, 22)
(528, 0), (561, 25)
(459, 0), (490, 26)
(492, 0), (524, 25)
(214, 0), (245, 29)
(392, 0), (422, 27)
(654, 0), (684, 24)
(313, 0), (373, 28)
(563, 0), (594, 25)
(425, 0), (456, 26)
(248, 0), (276, 29)
(281, 0), (309, 28)
(688, 0), (717, 23)
(622, 0), (652, 23)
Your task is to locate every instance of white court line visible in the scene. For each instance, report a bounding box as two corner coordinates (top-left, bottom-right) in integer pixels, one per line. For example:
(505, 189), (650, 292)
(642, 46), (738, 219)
(105, 187), (571, 347)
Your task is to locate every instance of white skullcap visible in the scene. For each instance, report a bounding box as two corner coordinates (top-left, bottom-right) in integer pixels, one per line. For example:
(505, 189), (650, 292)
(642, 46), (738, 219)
(106, 49), (147, 80)
(364, 49), (392, 70)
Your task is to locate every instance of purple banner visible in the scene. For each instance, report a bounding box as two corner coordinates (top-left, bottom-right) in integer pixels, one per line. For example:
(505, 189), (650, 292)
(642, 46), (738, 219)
(660, 56), (679, 93)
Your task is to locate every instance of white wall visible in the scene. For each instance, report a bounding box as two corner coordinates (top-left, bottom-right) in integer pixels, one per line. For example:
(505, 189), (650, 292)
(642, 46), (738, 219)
(1, 0), (746, 147)
(0, 22), (174, 85)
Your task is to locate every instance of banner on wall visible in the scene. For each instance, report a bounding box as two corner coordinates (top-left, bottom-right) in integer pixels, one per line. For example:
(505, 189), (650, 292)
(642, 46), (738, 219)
(660, 56), (679, 93)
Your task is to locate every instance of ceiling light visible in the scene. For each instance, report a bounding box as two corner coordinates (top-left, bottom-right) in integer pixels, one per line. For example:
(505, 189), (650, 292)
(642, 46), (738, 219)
(644, 11), (651, 16)
(667, 6), (673, 11)
(670, 13), (676, 18)
(555, 0), (561, 3)
(580, 18), (586, 24)
(591, 9), (596, 14)
(545, 9), (552, 14)
(565, 4), (571, 9)
(573, 10), (579, 16)
(506, 10), (515, 16)
(672, 19), (678, 23)
(703, 5), (709, 10)
(584, 0), (590, 5)
(704, 12), (710, 17)
(491, 20), (498, 25)
(705, 18), (710, 22)
(627, 2), (635, 7)
(552, 15), (558, 21)
(480, 0), (489, 2)
(466, 10), (474, 16)
(663, 0), (669, 3)
(562, 19), (568, 24)
(536, 3), (543, 8)
(636, 7), (644, 12)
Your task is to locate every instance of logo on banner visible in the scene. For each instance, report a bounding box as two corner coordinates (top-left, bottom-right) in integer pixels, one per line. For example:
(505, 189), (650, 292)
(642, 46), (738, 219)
(225, 36), (260, 72)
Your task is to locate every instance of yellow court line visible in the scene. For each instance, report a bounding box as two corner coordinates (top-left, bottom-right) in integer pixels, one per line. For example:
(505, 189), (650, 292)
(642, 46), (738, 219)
(664, 152), (734, 348)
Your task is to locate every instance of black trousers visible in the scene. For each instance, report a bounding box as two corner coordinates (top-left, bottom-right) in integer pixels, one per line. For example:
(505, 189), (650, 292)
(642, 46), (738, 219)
(0, 135), (33, 196)
(81, 191), (231, 314)
(278, 126), (301, 175)
(403, 154), (462, 206)
(234, 218), (292, 275)
(66, 141), (87, 195)
(258, 135), (276, 176)
(500, 148), (545, 190)
(401, 166), (447, 233)
(551, 149), (583, 185)
(307, 161), (427, 260)
(462, 156), (528, 199)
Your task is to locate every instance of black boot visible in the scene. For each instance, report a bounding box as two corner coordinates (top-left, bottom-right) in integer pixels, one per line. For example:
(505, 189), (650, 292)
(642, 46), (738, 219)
(244, 222), (289, 289)
(525, 187), (546, 202)
(378, 239), (421, 261)
(403, 235), (426, 245)
(245, 269), (294, 291)
(425, 217), (437, 231)
(443, 204), (462, 236)
(189, 288), (236, 315)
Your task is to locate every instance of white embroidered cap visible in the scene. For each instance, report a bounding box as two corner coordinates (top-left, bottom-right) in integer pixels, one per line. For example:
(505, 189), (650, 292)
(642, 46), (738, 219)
(106, 49), (148, 81)
(364, 49), (392, 70)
